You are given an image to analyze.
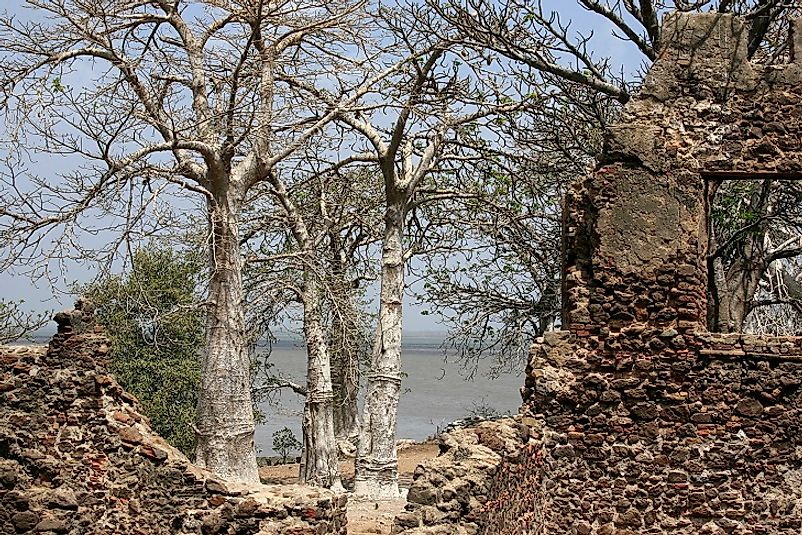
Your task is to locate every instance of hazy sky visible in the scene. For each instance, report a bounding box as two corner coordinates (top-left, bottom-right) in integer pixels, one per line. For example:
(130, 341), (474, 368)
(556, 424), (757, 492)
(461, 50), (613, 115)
(0, 0), (645, 331)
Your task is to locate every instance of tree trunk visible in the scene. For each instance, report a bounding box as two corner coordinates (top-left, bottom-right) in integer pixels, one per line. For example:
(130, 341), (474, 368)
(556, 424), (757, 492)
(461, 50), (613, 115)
(726, 264), (764, 332)
(300, 272), (342, 489)
(708, 180), (772, 332)
(329, 247), (361, 441)
(708, 214), (766, 332)
(716, 283), (749, 332)
(710, 253), (766, 332)
(195, 196), (259, 483)
(331, 338), (360, 440)
(354, 201), (404, 500)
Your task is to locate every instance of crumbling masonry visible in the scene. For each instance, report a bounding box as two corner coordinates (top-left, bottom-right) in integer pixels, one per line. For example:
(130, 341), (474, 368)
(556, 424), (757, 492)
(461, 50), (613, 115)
(396, 12), (802, 535)
(0, 305), (347, 534)
(4, 11), (802, 535)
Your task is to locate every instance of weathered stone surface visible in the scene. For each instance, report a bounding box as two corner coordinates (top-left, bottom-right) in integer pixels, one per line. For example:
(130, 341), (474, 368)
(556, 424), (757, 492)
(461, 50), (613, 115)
(524, 11), (802, 535)
(45, 489), (78, 510)
(12, 510), (39, 531)
(34, 516), (67, 533)
(392, 418), (544, 535)
(0, 327), (347, 534)
(395, 11), (802, 535)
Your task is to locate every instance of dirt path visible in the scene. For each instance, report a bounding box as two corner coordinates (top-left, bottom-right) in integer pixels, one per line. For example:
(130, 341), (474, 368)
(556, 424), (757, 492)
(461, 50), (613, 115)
(346, 496), (408, 535)
(259, 442), (439, 535)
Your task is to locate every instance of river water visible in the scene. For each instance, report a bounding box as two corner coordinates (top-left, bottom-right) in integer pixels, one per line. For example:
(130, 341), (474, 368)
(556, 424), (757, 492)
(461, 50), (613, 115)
(255, 335), (525, 455)
(21, 334), (526, 456)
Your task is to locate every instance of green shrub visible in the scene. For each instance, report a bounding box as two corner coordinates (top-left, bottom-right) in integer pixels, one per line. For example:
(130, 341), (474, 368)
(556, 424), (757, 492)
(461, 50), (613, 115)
(81, 245), (204, 455)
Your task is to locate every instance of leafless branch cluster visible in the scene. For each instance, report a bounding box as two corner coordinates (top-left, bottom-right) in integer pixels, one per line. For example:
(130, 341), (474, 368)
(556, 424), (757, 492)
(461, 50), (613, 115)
(426, 0), (801, 106)
(0, 298), (46, 343)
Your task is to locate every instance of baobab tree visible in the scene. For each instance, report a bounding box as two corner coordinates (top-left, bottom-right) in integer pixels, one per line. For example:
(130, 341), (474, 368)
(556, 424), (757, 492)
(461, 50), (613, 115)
(287, 3), (538, 498)
(242, 162), (380, 488)
(0, 0), (400, 483)
(709, 179), (802, 333)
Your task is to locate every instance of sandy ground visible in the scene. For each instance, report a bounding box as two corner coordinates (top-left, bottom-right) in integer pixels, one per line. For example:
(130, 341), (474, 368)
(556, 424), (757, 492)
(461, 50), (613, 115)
(259, 442), (440, 535)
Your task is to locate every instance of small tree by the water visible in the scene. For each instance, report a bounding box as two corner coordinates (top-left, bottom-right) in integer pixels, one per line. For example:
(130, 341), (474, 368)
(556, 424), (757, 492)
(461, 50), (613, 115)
(272, 428), (301, 464)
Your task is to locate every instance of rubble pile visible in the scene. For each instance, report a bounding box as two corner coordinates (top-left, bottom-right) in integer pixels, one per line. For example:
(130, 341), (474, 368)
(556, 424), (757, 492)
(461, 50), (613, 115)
(393, 418), (544, 535)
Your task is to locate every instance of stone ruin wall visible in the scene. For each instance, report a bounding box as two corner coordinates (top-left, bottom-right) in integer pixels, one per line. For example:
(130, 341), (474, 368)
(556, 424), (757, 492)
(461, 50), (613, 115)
(0, 318), (347, 534)
(5, 13), (802, 535)
(532, 12), (802, 535)
(395, 12), (802, 535)
(392, 417), (545, 535)
(563, 13), (802, 336)
(527, 331), (802, 534)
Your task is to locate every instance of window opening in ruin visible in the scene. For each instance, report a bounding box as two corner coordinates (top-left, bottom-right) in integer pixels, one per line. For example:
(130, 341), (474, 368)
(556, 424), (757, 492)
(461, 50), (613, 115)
(704, 173), (802, 335)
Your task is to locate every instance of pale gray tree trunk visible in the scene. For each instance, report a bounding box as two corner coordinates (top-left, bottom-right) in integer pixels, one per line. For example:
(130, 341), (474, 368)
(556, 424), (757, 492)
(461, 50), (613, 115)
(714, 258), (764, 332)
(269, 176), (342, 488)
(195, 196), (259, 483)
(300, 272), (343, 489)
(708, 220), (766, 333)
(345, 49), (446, 500)
(354, 200), (405, 499)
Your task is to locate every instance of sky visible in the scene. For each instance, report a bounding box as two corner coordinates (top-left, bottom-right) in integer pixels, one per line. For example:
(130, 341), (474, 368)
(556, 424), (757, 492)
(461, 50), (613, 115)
(0, 0), (646, 333)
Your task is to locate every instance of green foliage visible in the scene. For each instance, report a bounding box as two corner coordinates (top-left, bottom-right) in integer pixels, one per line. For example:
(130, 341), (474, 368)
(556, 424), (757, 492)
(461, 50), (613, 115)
(51, 76), (66, 93)
(81, 245), (204, 455)
(712, 181), (762, 230)
(272, 427), (301, 464)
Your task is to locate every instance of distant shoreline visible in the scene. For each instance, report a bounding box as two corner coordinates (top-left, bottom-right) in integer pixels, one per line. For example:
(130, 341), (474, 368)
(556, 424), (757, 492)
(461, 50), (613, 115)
(13, 329), (451, 348)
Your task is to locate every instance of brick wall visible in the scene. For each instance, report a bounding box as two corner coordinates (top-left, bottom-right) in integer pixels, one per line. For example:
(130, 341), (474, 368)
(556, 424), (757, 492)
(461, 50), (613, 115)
(0, 329), (347, 534)
(397, 12), (802, 535)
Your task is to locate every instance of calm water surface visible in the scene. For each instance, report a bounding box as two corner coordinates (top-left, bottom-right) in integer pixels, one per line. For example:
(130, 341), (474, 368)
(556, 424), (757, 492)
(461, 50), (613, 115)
(255, 336), (524, 455)
(22, 334), (525, 456)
